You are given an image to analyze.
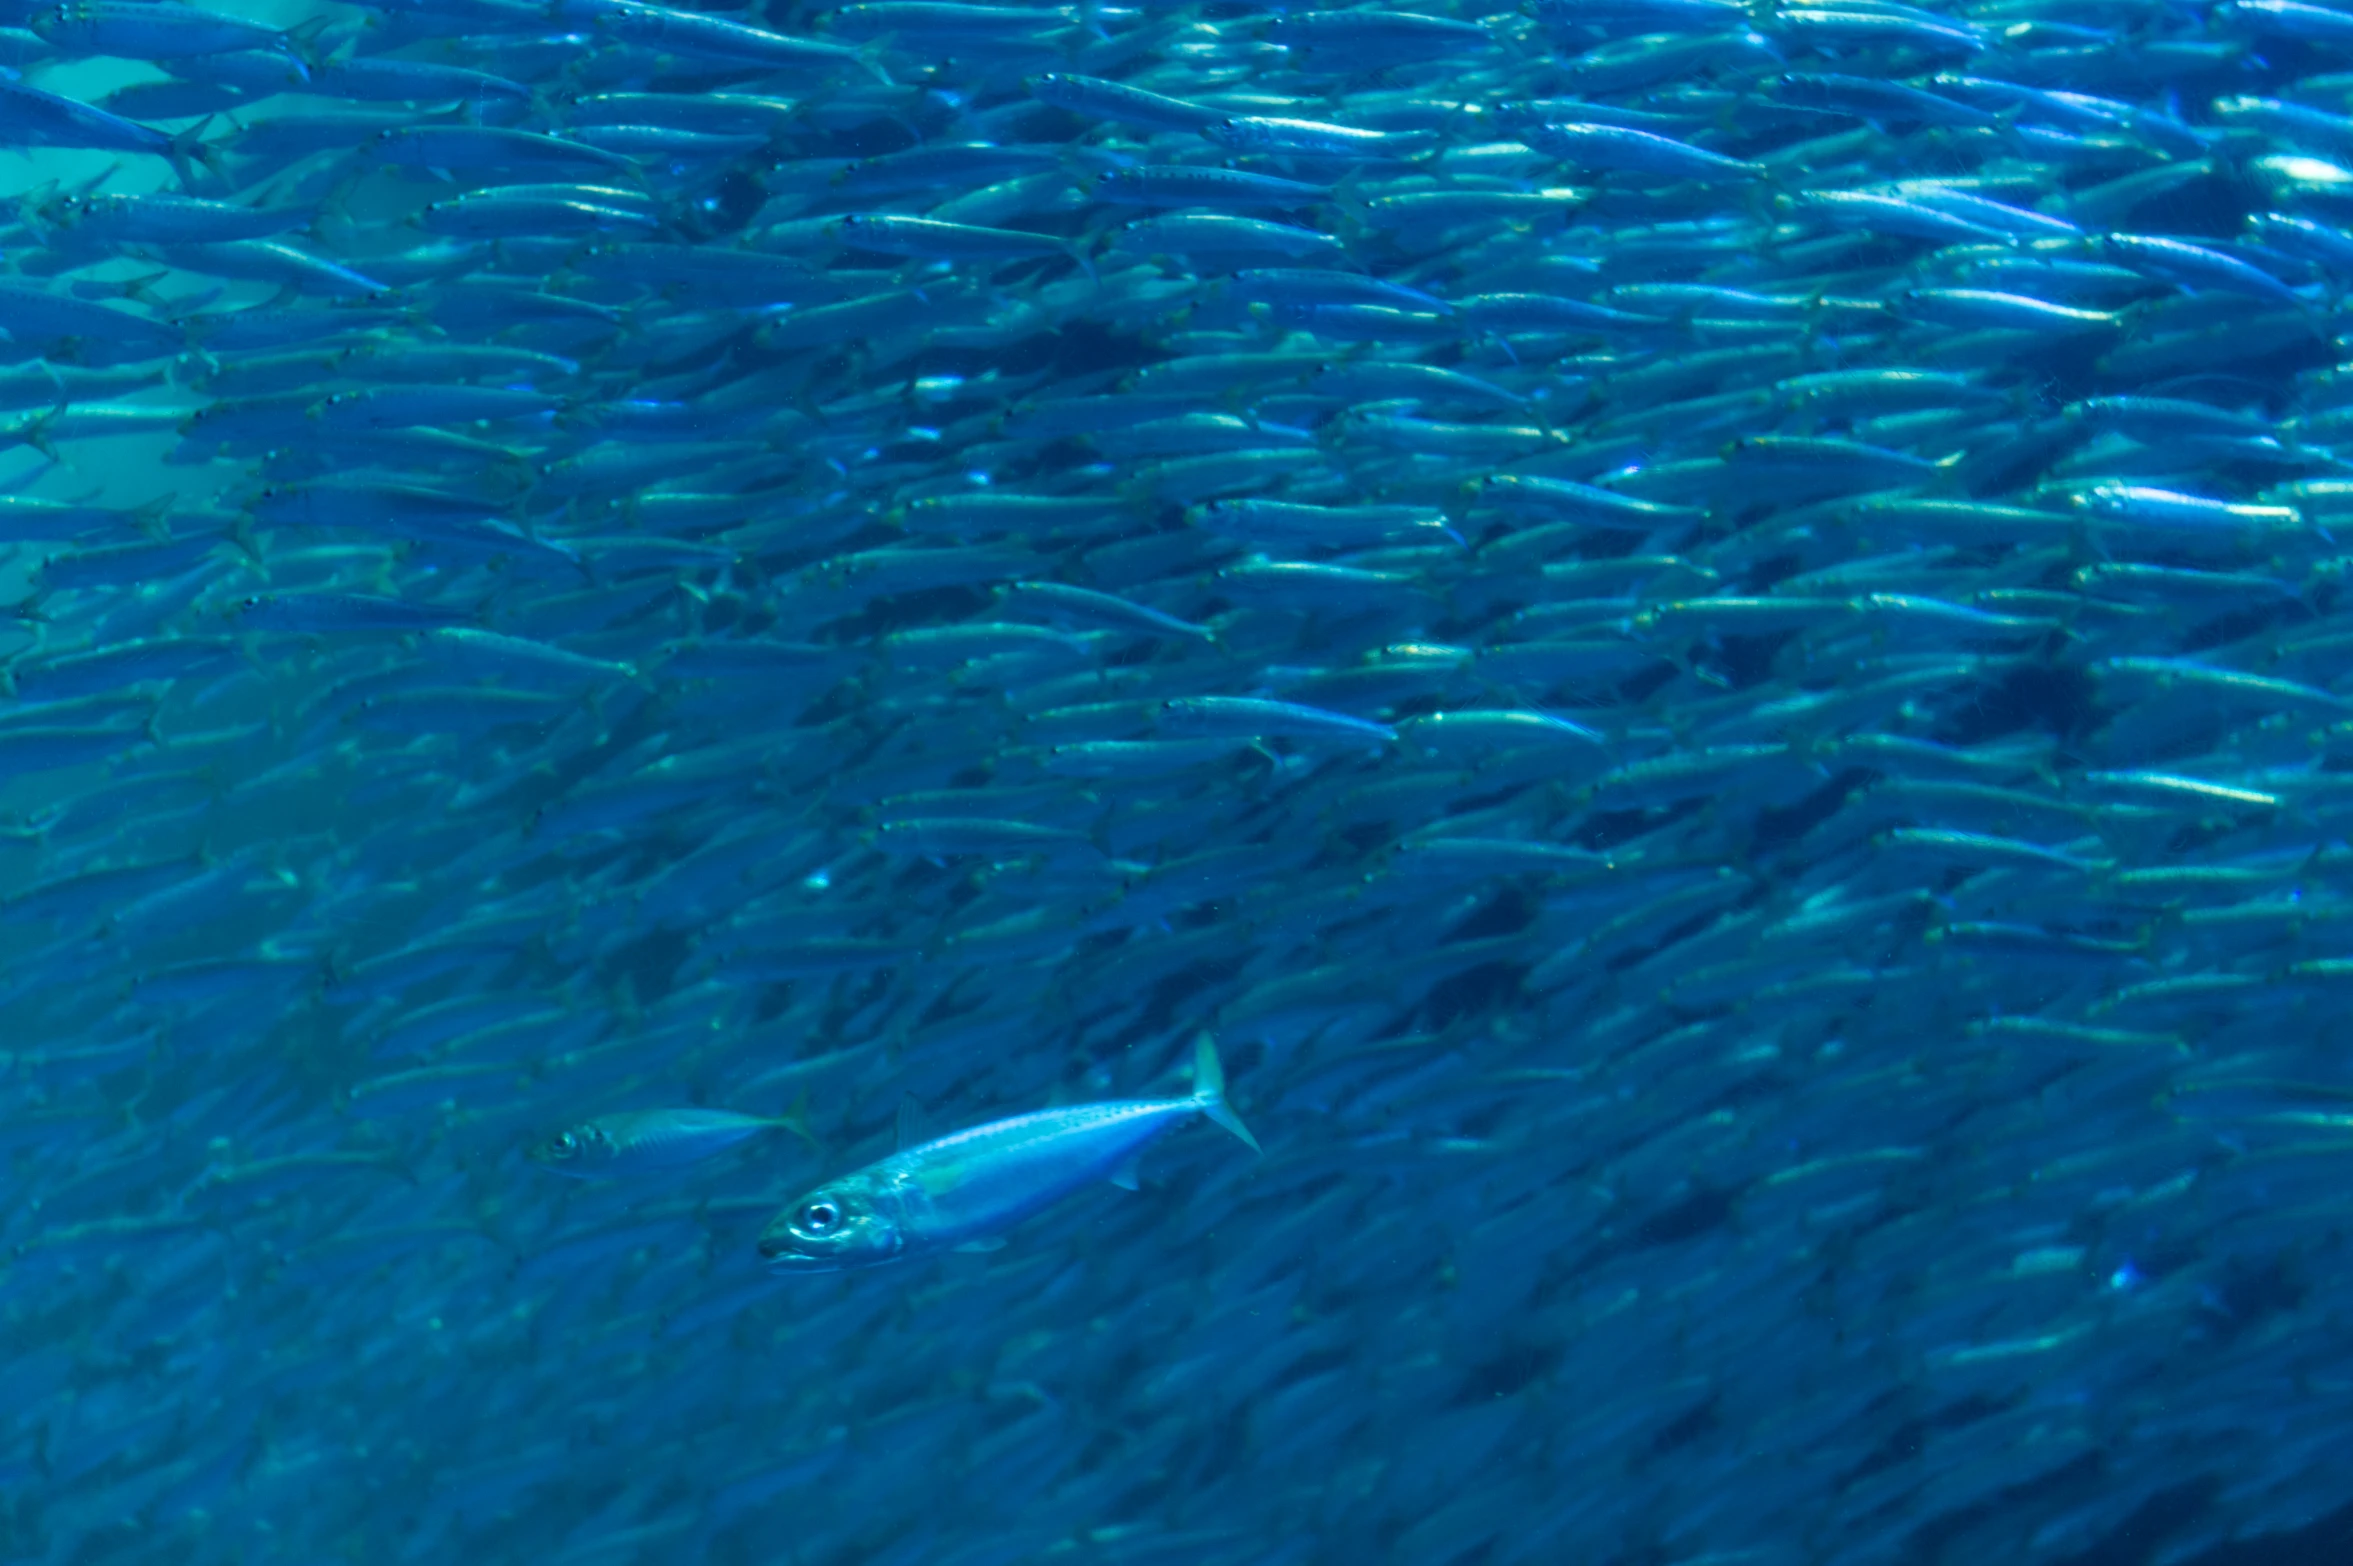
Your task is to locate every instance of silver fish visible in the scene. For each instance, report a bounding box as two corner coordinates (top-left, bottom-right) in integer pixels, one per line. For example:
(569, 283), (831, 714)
(757, 1036), (1257, 1271)
(530, 1107), (811, 1177)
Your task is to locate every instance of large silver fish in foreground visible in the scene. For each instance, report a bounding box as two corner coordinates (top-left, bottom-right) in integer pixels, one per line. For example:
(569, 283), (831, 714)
(758, 1036), (1259, 1272)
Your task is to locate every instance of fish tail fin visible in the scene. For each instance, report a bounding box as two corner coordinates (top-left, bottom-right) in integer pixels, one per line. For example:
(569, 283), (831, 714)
(2, 397), (62, 462)
(1327, 162), (1373, 218)
(115, 270), (172, 308)
(170, 118), (225, 193)
(777, 1088), (819, 1150)
(17, 178), (59, 238)
(283, 15), (336, 77)
(223, 503), (264, 566)
(1988, 103), (2030, 159)
(1190, 1032), (1259, 1153)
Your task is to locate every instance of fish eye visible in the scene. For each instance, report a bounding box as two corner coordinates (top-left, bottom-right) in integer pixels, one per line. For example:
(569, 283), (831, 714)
(549, 1131), (579, 1157)
(799, 1200), (841, 1234)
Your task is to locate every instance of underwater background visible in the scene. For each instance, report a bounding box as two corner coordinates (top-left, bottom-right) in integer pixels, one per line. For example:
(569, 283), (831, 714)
(5, 0), (2353, 1561)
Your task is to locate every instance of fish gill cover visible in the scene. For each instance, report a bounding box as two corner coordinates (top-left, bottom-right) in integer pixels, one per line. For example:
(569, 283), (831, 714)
(4, 0), (2353, 1560)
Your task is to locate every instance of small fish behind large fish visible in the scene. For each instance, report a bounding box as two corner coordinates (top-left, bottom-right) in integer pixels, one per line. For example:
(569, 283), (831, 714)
(531, 1106), (812, 1177)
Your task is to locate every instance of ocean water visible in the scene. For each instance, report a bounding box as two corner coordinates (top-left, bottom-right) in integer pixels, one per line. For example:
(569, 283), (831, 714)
(6, 1), (2353, 1563)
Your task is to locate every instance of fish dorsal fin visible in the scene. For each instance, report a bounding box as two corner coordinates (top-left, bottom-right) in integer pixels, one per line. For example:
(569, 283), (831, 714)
(1108, 1153), (1143, 1193)
(895, 1093), (929, 1153)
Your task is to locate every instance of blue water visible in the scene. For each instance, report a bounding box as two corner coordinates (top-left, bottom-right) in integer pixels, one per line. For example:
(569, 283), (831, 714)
(4, 1), (2353, 1562)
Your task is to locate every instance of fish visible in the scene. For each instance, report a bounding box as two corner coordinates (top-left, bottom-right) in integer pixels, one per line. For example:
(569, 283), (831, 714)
(758, 1036), (1257, 1271)
(0, 77), (218, 182)
(0, 0), (2349, 1561)
(529, 1106), (812, 1176)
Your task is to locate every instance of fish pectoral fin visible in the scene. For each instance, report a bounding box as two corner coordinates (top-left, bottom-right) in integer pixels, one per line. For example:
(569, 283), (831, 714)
(1108, 1154), (1143, 1192)
(953, 1237), (1008, 1253)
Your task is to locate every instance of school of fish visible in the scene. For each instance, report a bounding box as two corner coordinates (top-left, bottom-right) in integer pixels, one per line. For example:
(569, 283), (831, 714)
(3, 0), (2353, 1559)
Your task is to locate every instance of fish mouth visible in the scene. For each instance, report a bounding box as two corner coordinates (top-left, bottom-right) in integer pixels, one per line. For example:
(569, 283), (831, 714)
(757, 1232), (830, 1271)
(760, 1249), (835, 1273)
